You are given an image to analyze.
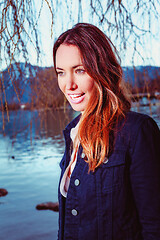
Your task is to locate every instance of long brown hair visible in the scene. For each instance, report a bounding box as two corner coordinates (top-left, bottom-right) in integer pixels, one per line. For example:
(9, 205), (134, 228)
(53, 23), (131, 172)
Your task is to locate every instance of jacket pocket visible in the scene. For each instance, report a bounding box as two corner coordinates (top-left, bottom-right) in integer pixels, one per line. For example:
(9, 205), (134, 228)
(100, 150), (126, 193)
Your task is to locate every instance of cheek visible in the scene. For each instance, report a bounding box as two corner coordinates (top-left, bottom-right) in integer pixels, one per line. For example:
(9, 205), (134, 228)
(84, 78), (95, 92)
(58, 79), (65, 93)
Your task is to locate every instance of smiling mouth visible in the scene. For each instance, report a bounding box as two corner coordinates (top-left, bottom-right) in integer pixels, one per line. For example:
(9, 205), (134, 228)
(69, 93), (84, 99)
(68, 93), (85, 103)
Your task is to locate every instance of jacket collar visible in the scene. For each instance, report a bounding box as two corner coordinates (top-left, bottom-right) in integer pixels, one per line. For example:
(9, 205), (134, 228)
(63, 113), (81, 141)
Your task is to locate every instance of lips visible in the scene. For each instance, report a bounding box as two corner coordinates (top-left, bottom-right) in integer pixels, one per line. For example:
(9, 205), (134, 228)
(68, 93), (85, 104)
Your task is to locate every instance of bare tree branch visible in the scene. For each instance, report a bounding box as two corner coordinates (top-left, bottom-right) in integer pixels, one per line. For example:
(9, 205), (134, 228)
(0, 0), (160, 130)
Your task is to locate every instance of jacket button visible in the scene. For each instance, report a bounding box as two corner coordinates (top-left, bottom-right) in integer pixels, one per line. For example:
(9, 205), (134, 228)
(74, 179), (80, 186)
(103, 158), (109, 164)
(81, 152), (85, 158)
(71, 209), (78, 216)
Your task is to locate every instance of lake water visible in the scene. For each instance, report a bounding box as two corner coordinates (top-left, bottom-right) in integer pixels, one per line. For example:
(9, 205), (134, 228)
(0, 103), (160, 240)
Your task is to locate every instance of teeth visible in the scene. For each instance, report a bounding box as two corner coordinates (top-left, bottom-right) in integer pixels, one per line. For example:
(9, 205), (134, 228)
(73, 94), (81, 97)
(70, 94), (82, 99)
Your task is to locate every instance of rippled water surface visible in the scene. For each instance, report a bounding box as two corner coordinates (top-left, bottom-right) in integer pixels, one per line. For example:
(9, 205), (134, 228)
(0, 109), (78, 240)
(0, 104), (159, 240)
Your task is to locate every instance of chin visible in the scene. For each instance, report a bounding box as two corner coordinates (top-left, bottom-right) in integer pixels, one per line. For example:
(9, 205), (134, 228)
(70, 104), (85, 112)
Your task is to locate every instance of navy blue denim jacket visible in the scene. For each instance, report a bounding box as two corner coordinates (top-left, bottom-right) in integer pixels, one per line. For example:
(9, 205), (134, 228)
(58, 111), (160, 240)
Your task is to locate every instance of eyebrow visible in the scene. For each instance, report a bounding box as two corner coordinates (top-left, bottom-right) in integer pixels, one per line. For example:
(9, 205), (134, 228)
(56, 64), (83, 70)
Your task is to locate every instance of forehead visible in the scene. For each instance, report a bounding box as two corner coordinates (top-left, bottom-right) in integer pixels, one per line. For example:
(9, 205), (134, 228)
(55, 44), (82, 68)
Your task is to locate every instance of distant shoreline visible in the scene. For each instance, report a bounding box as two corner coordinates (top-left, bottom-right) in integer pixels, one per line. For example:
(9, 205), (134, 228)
(1, 92), (160, 112)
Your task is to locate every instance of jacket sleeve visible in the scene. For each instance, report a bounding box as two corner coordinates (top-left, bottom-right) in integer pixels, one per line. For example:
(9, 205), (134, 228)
(129, 117), (160, 239)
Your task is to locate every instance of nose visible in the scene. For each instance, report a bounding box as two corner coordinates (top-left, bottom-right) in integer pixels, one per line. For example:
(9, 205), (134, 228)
(66, 73), (77, 90)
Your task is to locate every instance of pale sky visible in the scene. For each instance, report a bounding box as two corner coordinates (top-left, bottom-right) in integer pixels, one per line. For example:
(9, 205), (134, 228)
(2, 0), (160, 70)
(33, 0), (160, 68)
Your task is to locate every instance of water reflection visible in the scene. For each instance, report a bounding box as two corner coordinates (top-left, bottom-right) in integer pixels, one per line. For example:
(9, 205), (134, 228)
(0, 108), (80, 240)
(1, 108), (77, 137)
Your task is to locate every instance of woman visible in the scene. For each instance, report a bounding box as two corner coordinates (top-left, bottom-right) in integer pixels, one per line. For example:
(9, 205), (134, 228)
(53, 23), (160, 240)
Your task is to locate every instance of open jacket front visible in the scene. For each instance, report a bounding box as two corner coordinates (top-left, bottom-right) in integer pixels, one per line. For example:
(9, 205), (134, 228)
(58, 111), (160, 240)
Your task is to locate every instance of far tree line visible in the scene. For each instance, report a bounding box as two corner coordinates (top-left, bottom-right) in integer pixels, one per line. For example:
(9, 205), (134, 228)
(0, 65), (160, 112)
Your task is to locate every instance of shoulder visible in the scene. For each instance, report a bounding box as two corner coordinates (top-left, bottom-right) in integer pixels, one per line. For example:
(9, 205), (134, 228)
(124, 110), (155, 127)
(120, 110), (159, 134)
(116, 111), (160, 150)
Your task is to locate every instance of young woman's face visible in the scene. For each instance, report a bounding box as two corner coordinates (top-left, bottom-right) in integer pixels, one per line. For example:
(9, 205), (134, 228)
(55, 44), (95, 112)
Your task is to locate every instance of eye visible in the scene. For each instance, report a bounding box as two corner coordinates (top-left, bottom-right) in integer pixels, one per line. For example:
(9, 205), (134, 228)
(56, 71), (64, 77)
(75, 68), (85, 74)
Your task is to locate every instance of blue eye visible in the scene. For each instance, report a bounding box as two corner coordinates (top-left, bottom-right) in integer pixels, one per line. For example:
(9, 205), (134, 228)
(76, 68), (85, 74)
(57, 71), (64, 76)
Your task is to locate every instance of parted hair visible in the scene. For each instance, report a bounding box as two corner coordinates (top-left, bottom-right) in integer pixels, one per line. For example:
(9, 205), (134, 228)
(53, 23), (131, 172)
